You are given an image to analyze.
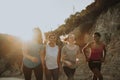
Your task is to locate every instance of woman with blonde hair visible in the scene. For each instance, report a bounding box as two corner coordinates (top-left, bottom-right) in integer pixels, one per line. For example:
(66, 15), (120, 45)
(22, 27), (44, 80)
(61, 33), (80, 80)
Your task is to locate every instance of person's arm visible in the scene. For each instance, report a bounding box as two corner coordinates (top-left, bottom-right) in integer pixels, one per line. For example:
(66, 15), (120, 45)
(61, 46), (67, 63)
(101, 44), (106, 62)
(23, 45), (37, 62)
(23, 48), (31, 60)
(40, 45), (46, 69)
(76, 45), (80, 64)
(61, 46), (72, 66)
(82, 42), (91, 61)
(57, 47), (61, 68)
(61, 46), (65, 63)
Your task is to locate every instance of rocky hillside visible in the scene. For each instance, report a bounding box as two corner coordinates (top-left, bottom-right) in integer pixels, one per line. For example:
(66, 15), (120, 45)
(76, 2), (120, 80)
(0, 34), (22, 77)
(0, 0), (120, 80)
(93, 4), (120, 79)
(49, 0), (120, 46)
(51, 0), (120, 80)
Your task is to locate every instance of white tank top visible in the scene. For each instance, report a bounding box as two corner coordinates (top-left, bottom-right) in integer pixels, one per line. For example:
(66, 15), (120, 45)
(45, 44), (59, 69)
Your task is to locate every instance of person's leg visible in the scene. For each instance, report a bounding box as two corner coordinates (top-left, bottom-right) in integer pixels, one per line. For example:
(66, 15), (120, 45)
(96, 62), (103, 80)
(45, 67), (52, 80)
(70, 68), (76, 80)
(93, 75), (97, 80)
(33, 64), (43, 80)
(88, 61), (97, 80)
(91, 69), (99, 80)
(96, 69), (103, 80)
(51, 68), (59, 80)
(63, 66), (75, 80)
(23, 65), (32, 80)
(90, 62), (103, 80)
(92, 68), (103, 80)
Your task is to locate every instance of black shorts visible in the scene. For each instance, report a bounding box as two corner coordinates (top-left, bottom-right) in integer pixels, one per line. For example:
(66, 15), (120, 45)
(88, 61), (102, 71)
(63, 66), (76, 78)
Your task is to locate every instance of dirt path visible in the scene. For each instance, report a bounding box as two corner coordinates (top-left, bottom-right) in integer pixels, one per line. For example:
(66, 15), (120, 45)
(0, 78), (23, 80)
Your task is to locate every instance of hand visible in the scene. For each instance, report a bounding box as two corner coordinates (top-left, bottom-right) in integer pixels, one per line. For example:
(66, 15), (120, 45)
(65, 61), (72, 67)
(31, 57), (38, 63)
(76, 58), (80, 65)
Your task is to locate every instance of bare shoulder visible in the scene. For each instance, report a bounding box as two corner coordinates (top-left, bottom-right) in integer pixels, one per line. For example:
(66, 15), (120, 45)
(82, 42), (93, 49)
(87, 41), (94, 47)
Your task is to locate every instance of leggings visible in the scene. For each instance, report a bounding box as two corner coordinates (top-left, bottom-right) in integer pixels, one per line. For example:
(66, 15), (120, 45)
(23, 64), (43, 80)
(45, 68), (59, 80)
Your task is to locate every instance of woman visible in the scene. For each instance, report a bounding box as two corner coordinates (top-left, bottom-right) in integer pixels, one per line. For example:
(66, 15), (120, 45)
(22, 28), (44, 80)
(61, 34), (80, 80)
(82, 32), (106, 80)
(43, 33), (61, 80)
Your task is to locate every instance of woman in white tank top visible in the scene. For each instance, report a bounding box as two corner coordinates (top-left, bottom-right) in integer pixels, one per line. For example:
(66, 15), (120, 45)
(43, 33), (61, 80)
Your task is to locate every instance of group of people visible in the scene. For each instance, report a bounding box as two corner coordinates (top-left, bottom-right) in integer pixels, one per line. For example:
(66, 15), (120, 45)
(22, 27), (106, 80)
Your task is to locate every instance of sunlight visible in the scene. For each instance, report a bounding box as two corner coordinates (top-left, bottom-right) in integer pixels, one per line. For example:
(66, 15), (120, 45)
(18, 30), (45, 43)
(19, 31), (33, 42)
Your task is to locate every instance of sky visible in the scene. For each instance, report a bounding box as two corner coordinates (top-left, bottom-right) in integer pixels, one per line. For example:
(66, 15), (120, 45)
(0, 0), (94, 41)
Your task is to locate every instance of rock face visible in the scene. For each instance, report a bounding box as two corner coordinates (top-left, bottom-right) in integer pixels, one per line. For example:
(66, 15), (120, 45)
(52, 0), (120, 80)
(0, 34), (22, 77)
(50, 0), (120, 46)
(93, 3), (120, 80)
(0, 0), (120, 80)
(74, 2), (120, 80)
(0, 78), (23, 80)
